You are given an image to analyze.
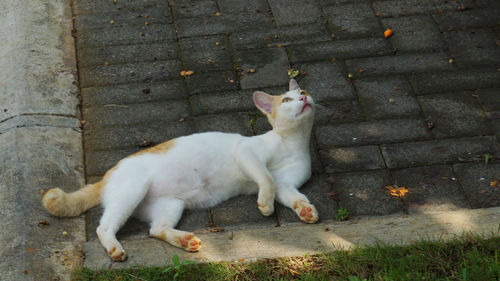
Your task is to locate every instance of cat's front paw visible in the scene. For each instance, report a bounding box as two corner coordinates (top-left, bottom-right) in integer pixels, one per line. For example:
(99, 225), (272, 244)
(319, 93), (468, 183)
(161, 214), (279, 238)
(257, 202), (274, 216)
(293, 200), (318, 223)
(107, 246), (127, 262)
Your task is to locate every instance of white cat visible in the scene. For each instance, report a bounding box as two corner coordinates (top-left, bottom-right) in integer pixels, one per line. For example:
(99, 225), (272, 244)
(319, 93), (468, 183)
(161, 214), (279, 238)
(42, 79), (318, 261)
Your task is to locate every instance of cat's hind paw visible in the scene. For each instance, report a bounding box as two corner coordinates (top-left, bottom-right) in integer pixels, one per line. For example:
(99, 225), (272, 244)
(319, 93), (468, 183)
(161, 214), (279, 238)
(293, 200), (318, 223)
(257, 202), (274, 216)
(178, 234), (202, 252)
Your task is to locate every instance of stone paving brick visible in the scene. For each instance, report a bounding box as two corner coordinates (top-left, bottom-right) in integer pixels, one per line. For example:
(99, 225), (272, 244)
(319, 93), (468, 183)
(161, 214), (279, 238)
(330, 170), (403, 216)
(74, 0), (167, 15)
(84, 120), (195, 151)
(477, 88), (500, 112)
(418, 91), (492, 138)
(185, 71), (239, 94)
(278, 24), (333, 45)
(230, 28), (280, 49)
(83, 100), (190, 128)
(487, 111), (500, 136)
(288, 38), (391, 63)
(236, 48), (290, 89)
(268, 0), (322, 26)
(231, 24), (332, 50)
(80, 60), (183, 87)
(179, 35), (233, 73)
(372, 0), (474, 17)
(314, 100), (363, 125)
(444, 28), (500, 68)
(346, 53), (454, 78)
(354, 76), (421, 119)
(74, 8), (172, 31)
(76, 24), (177, 48)
(78, 42), (179, 67)
(190, 89), (255, 115)
(319, 146), (385, 173)
(218, 0), (270, 14)
(81, 80), (187, 107)
(381, 15), (445, 52)
(453, 163), (500, 208)
(324, 3), (381, 39)
(85, 148), (139, 176)
(211, 194), (277, 227)
(251, 115), (273, 135)
(410, 68), (500, 95)
(315, 119), (432, 148)
(320, 0), (371, 5)
(175, 13), (275, 38)
(433, 9), (500, 31)
(381, 136), (500, 169)
(277, 175), (338, 223)
(391, 165), (470, 213)
(170, 0), (218, 19)
(176, 209), (212, 232)
(295, 61), (356, 101)
(194, 113), (254, 136)
(475, 0), (500, 8)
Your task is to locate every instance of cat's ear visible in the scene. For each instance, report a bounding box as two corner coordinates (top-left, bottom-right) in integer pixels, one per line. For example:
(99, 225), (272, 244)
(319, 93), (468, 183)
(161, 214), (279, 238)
(289, 79), (300, 91)
(253, 91), (274, 115)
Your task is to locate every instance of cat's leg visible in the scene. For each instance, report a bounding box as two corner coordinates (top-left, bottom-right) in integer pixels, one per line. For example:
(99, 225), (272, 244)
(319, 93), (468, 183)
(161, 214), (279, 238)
(234, 150), (275, 216)
(96, 174), (150, 261)
(276, 185), (318, 223)
(142, 197), (202, 252)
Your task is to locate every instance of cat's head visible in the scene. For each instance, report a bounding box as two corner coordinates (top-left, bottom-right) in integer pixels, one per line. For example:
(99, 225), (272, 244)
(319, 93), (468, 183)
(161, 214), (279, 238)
(253, 79), (315, 130)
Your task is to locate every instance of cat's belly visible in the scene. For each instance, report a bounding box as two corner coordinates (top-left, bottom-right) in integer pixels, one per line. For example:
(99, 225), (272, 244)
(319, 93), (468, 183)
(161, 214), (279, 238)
(148, 174), (257, 209)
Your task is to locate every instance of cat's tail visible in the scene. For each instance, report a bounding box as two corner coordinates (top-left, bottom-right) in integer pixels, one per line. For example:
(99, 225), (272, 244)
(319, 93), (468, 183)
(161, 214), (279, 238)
(42, 181), (104, 217)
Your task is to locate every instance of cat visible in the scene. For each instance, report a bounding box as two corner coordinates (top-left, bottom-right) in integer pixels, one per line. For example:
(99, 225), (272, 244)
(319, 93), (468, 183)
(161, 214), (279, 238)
(42, 79), (318, 261)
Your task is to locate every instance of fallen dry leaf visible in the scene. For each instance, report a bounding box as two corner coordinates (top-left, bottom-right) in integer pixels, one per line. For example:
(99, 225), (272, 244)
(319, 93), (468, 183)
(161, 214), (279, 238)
(215, 12), (221, 16)
(209, 227), (224, 233)
(26, 247), (35, 253)
(490, 179), (500, 188)
(38, 220), (50, 227)
(180, 70), (194, 77)
(386, 185), (409, 198)
(247, 68), (256, 73)
(384, 29), (393, 38)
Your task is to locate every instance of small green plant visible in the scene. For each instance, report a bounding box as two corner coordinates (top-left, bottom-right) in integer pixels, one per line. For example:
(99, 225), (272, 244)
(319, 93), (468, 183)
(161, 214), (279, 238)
(484, 153), (493, 165)
(336, 207), (350, 221)
(163, 254), (195, 281)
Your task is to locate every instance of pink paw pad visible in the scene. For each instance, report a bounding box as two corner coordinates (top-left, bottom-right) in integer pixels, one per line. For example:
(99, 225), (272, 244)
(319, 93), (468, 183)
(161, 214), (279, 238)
(294, 201), (318, 223)
(178, 234), (201, 252)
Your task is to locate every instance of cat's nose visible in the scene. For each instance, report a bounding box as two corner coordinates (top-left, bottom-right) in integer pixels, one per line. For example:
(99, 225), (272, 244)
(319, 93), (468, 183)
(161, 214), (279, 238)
(299, 95), (307, 102)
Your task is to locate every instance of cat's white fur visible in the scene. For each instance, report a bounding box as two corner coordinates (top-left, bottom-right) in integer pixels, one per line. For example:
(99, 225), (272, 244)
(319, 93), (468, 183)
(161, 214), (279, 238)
(42, 79), (318, 261)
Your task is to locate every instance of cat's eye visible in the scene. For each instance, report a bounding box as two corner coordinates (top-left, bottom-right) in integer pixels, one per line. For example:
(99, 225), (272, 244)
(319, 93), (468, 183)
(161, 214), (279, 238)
(300, 91), (307, 96)
(282, 97), (292, 103)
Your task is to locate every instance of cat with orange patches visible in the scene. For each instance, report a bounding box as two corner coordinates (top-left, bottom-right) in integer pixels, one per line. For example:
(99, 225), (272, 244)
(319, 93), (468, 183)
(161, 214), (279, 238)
(42, 79), (317, 261)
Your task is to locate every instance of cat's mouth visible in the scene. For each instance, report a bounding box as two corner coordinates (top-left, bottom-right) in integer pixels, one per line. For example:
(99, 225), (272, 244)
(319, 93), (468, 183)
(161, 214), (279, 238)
(298, 102), (312, 116)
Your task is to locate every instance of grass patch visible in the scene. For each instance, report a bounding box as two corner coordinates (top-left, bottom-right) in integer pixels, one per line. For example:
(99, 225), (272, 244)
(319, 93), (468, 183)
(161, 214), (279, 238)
(74, 234), (500, 281)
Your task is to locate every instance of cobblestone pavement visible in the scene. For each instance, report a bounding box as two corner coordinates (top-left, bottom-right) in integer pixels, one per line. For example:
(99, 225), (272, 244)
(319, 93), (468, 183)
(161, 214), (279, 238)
(74, 0), (500, 241)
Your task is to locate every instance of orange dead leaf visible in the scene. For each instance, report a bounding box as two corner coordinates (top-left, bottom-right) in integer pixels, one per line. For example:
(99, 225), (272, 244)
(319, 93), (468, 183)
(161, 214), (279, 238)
(26, 247), (35, 253)
(384, 29), (393, 38)
(180, 70), (194, 77)
(490, 179), (500, 188)
(386, 185), (408, 198)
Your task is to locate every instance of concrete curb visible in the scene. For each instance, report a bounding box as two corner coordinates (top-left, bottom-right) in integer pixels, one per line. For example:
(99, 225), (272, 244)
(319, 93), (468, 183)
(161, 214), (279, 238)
(84, 207), (500, 270)
(0, 0), (85, 280)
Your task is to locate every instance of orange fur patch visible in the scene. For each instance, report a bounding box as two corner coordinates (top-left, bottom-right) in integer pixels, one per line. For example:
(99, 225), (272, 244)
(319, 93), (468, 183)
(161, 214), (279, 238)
(300, 90), (311, 97)
(269, 94), (284, 122)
